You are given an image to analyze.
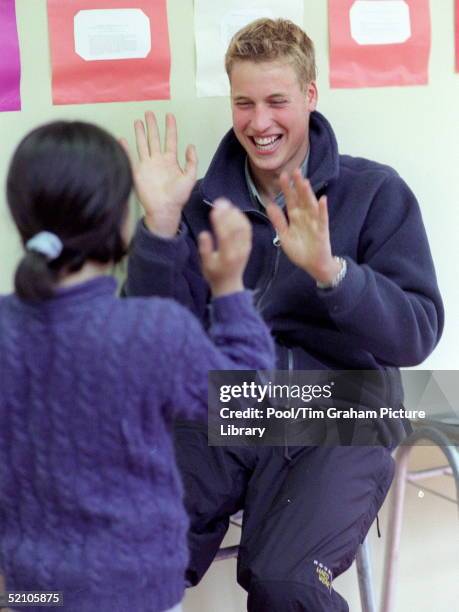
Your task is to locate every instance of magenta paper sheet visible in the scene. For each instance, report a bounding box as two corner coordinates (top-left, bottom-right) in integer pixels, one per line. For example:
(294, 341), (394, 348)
(0, 0), (21, 111)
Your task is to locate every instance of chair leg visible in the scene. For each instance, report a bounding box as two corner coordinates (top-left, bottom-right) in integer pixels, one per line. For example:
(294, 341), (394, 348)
(356, 539), (376, 612)
(380, 443), (412, 612)
(381, 427), (459, 612)
(214, 545), (239, 561)
(410, 427), (459, 512)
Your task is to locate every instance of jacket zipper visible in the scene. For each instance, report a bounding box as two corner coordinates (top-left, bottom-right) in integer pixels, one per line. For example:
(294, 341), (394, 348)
(254, 236), (281, 311)
(246, 208), (282, 311)
(287, 348), (294, 372)
(204, 180), (327, 313)
(252, 181), (328, 311)
(204, 200), (281, 311)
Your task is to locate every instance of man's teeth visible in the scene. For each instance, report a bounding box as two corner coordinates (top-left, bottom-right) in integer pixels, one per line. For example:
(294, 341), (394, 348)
(253, 136), (280, 146)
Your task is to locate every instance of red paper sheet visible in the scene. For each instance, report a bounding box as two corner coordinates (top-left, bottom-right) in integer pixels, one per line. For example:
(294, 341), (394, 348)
(0, 0), (21, 111)
(47, 0), (171, 105)
(328, 0), (431, 88)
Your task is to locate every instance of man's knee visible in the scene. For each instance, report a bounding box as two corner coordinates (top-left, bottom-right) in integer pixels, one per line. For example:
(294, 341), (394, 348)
(247, 578), (349, 612)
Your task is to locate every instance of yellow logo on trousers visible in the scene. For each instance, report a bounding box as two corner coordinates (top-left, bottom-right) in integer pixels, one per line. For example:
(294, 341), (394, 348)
(313, 559), (332, 592)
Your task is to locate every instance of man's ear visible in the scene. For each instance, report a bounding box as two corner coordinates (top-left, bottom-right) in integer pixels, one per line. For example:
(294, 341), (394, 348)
(306, 81), (318, 112)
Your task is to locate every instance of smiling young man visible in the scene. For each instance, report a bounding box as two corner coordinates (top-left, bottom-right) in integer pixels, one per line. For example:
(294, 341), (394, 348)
(230, 59), (314, 197)
(125, 19), (443, 612)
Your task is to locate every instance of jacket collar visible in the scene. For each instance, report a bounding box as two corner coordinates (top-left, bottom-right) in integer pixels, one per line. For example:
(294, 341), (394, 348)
(199, 111), (340, 209)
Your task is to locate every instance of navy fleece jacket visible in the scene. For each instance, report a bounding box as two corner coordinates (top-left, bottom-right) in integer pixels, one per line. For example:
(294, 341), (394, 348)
(126, 111), (444, 409)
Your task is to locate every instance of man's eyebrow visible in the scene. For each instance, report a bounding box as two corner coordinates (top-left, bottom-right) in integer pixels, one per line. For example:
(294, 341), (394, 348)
(232, 93), (289, 101)
(232, 95), (252, 102)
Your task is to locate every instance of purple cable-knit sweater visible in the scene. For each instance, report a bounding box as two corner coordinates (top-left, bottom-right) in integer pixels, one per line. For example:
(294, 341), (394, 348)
(0, 276), (275, 612)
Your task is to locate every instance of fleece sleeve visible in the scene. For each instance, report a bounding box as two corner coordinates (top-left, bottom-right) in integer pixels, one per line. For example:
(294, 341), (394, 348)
(124, 219), (209, 320)
(317, 174), (444, 366)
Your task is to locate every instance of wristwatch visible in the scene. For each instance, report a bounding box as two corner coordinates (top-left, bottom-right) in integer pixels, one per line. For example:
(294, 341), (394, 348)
(316, 256), (347, 290)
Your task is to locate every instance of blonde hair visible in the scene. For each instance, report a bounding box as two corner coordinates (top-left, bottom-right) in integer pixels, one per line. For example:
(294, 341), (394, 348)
(225, 18), (317, 88)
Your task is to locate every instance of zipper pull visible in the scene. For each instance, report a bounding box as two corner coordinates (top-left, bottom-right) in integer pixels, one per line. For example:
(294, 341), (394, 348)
(273, 233), (281, 247)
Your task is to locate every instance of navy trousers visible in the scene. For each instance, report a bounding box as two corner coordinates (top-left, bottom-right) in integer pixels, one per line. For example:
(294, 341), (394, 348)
(174, 422), (395, 611)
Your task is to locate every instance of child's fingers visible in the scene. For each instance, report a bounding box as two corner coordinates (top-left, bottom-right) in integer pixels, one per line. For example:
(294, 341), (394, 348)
(212, 203), (250, 256)
(209, 199), (232, 243)
(198, 230), (214, 263)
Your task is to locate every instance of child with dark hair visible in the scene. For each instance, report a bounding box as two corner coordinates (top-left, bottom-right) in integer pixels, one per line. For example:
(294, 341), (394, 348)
(0, 120), (275, 611)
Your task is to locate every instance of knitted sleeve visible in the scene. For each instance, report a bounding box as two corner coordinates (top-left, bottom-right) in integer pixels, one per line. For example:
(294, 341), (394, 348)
(159, 291), (275, 421)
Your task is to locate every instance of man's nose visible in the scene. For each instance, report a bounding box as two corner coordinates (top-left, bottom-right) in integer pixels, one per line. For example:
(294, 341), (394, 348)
(250, 106), (272, 132)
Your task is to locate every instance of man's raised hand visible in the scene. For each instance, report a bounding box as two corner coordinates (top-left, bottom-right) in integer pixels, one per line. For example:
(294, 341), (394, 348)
(266, 170), (340, 285)
(120, 112), (197, 238)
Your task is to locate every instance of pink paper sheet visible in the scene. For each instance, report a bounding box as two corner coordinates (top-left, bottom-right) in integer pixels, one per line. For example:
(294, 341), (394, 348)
(47, 0), (171, 105)
(0, 0), (21, 111)
(329, 0), (431, 89)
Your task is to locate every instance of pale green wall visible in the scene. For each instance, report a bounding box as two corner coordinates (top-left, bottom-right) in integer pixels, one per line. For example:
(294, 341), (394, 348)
(1, 0), (457, 368)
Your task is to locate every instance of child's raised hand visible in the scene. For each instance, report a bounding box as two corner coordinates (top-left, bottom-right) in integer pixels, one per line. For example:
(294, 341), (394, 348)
(120, 112), (197, 238)
(198, 199), (252, 297)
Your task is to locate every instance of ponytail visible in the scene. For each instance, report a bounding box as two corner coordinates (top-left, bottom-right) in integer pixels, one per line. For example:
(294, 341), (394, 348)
(15, 251), (58, 301)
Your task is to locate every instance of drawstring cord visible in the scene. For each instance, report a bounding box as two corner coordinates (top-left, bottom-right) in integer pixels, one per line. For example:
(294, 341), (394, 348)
(376, 514), (381, 538)
(283, 348), (294, 462)
(283, 442), (292, 461)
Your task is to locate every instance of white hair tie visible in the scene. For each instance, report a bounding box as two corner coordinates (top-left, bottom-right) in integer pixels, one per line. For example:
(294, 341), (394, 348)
(26, 231), (63, 261)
